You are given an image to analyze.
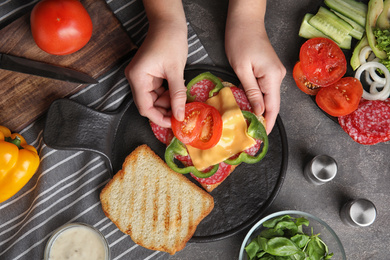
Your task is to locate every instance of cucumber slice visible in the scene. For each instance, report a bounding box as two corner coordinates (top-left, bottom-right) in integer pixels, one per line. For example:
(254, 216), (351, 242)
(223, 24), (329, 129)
(299, 14), (328, 38)
(336, 35), (352, 50)
(332, 10), (364, 40)
(308, 7), (353, 45)
(324, 0), (367, 27)
(350, 35), (369, 70)
(299, 13), (352, 49)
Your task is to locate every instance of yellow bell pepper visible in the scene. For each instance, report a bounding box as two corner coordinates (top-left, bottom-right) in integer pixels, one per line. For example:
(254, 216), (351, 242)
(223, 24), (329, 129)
(0, 125), (40, 203)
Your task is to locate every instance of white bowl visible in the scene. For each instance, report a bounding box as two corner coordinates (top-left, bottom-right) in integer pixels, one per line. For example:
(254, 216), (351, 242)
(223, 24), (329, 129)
(239, 210), (346, 260)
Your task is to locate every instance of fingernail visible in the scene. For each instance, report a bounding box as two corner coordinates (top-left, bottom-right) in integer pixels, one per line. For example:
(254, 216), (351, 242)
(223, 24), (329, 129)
(253, 102), (263, 114)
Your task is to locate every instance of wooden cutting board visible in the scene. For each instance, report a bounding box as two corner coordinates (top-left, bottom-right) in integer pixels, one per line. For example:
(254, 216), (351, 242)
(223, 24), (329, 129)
(0, 0), (137, 132)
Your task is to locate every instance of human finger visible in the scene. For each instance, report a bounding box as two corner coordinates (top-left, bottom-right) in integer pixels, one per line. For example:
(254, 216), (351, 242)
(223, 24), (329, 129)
(154, 89), (171, 109)
(128, 73), (171, 128)
(256, 73), (282, 134)
(166, 70), (187, 122)
(235, 66), (265, 116)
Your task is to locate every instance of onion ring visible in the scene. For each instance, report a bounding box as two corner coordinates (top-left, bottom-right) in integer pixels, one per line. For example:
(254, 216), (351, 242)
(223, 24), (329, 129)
(359, 46), (372, 64)
(359, 46), (387, 85)
(368, 58), (386, 85)
(355, 61), (390, 100)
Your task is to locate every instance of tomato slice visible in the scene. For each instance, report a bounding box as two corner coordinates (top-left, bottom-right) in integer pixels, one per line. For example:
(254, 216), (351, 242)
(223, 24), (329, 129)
(292, 62), (321, 95)
(316, 77), (363, 117)
(171, 103), (202, 144)
(171, 102), (223, 150)
(300, 37), (347, 87)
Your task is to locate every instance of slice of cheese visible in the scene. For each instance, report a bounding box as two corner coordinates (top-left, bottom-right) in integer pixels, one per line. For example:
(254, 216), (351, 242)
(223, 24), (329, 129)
(186, 87), (256, 171)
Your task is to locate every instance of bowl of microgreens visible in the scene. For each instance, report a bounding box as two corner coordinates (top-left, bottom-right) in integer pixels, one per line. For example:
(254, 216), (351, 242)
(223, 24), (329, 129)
(239, 210), (346, 260)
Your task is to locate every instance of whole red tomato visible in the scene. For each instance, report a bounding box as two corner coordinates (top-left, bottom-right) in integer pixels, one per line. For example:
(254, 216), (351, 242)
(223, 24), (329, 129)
(30, 0), (93, 55)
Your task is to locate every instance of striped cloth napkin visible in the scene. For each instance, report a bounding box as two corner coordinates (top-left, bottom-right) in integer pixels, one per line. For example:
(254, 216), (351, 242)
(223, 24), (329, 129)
(0, 0), (214, 259)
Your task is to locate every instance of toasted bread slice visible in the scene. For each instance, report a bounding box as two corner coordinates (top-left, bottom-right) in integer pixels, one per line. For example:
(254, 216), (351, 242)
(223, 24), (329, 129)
(100, 145), (214, 255)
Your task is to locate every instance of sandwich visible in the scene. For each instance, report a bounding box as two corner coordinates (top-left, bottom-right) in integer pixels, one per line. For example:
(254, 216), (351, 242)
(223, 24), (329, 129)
(100, 144), (214, 255)
(150, 72), (269, 192)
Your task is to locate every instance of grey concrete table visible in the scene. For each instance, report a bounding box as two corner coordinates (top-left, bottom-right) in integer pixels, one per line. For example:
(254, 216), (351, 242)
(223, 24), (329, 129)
(168, 0), (390, 259)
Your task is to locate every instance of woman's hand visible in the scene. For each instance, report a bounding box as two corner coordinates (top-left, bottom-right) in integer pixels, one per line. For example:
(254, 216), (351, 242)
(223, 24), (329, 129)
(225, 0), (286, 134)
(125, 0), (188, 128)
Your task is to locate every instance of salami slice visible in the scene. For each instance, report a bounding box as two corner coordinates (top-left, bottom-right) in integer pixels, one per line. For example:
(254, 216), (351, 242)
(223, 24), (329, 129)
(189, 79), (216, 102)
(176, 154), (232, 185)
(230, 86), (253, 112)
(338, 99), (390, 145)
(244, 139), (261, 155)
(191, 162), (232, 185)
(150, 121), (174, 145)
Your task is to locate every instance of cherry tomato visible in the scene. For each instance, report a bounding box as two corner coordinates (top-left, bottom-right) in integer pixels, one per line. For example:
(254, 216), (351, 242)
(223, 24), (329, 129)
(316, 77), (363, 117)
(300, 37), (347, 87)
(171, 102), (223, 150)
(30, 0), (93, 55)
(292, 62), (321, 95)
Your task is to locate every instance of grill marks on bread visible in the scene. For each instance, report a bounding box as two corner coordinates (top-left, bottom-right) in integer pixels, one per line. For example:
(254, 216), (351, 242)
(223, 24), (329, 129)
(100, 145), (214, 255)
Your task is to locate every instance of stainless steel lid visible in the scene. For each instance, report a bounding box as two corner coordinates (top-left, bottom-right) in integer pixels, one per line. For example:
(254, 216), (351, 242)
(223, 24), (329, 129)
(304, 155), (338, 185)
(340, 199), (377, 227)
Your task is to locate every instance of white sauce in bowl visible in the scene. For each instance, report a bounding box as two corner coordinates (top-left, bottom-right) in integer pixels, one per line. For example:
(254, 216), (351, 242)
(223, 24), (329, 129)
(45, 223), (109, 260)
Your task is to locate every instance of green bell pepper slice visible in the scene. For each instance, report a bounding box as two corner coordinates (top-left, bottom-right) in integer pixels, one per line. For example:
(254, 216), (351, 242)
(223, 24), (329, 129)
(165, 137), (219, 178)
(224, 111), (269, 165)
(186, 72), (224, 102)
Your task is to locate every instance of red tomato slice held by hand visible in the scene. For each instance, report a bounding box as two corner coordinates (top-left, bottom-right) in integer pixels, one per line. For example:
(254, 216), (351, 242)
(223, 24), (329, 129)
(171, 102), (223, 150)
(30, 0), (93, 55)
(316, 77), (363, 117)
(292, 62), (321, 95)
(300, 38), (347, 87)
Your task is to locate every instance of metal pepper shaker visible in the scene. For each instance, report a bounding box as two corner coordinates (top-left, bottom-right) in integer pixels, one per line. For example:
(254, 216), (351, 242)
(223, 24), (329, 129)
(340, 198), (377, 227)
(303, 155), (338, 185)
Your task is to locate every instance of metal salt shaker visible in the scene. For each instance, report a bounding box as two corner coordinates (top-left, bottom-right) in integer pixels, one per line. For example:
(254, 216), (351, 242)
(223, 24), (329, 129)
(340, 198), (377, 227)
(303, 155), (338, 185)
